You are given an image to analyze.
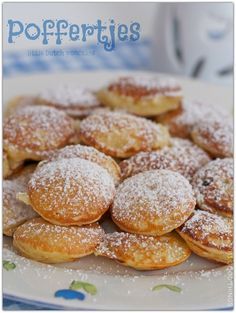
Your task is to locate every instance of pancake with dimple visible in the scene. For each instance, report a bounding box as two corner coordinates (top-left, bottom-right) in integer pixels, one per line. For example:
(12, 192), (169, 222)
(111, 169), (196, 235)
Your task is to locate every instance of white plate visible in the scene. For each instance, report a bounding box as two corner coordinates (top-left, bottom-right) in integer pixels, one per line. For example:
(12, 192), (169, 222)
(3, 71), (234, 310)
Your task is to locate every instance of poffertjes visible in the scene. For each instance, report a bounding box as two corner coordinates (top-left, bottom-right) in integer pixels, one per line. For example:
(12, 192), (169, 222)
(79, 111), (170, 158)
(97, 76), (182, 116)
(111, 169), (196, 235)
(95, 231), (191, 270)
(13, 217), (105, 263)
(177, 210), (233, 264)
(19, 158), (115, 226)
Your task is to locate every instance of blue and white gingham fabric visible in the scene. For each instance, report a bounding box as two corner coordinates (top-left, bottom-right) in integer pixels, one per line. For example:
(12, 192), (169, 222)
(3, 39), (151, 311)
(3, 39), (151, 78)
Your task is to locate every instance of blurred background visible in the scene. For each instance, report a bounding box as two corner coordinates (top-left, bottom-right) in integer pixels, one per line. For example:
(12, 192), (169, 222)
(3, 2), (233, 85)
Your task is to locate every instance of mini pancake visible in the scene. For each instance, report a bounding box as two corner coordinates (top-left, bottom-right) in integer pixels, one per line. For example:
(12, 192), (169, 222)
(3, 165), (38, 236)
(120, 138), (210, 181)
(21, 158), (116, 226)
(4, 95), (37, 117)
(191, 117), (233, 158)
(79, 111), (170, 158)
(41, 144), (121, 185)
(95, 231), (191, 270)
(97, 76), (182, 116)
(111, 169), (196, 236)
(36, 85), (102, 118)
(13, 217), (105, 263)
(192, 158), (233, 217)
(156, 99), (229, 139)
(3, 106), (75, 166)
(177, 210), (233, 264)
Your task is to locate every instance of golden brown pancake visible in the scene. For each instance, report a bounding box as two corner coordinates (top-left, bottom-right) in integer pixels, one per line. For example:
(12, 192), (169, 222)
(3, 106), (75, 166)
(111, 169), (196, 235)
(177, 210), (233, 264)
(41, 144), (121, 185)
(191, 117), (233, 158)
(36, 85), (102, 118)
(20, 158), (115, 226)
(120, 138), (210, 181)
(192, 158), (233, 217)
(95, 231), (191, 270)
(97, 76), (182, 116)
(79, 111), (170, 158)
(13, 217), (105, 263)
(156, 99), (229, 139)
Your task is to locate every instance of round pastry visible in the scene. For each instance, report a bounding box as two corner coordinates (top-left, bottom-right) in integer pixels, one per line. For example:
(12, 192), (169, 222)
(3, 105), (75, 165)
(42, 144), (121, 185)
(97, 76), (182, 116)
(177, 210), (233, 264)
(4, 95), (37, 117)
(36, 85), (102, 118)
(13, 217), (105, 263)
(156, 99), (229, 139)
(120, 138), (210, 181)
(95, 231), (191, 270)
(22, 158), (115, 226)
(191, 118), (233, 158)
(79, 111), (170, 158)
(3, 165), (38, 236)
(192, 158), (233, 217)
(111, 169), (196, 235)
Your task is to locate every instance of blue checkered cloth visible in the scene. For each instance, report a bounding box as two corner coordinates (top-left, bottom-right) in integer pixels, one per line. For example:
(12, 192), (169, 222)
(3, 39), (151, 78)
(3, 38), (151, 311)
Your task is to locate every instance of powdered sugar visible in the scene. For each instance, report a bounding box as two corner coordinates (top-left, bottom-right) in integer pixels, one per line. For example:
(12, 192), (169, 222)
(96, 232), (190, 267)
(192, 158), (233, 216)
(192, 117), (233, 157)
(42, 144), (120, 185)
(3, 105), (74, 153)
(158, 99), (231, 139)
(120, 138), (210, 181)
(16, 218), (104, 248)
(38, 85), (101, 117)
(39, 85), (100, 107)
(180, 210), (233, 250)
(109, 76), (182, 97)
(29, 158), (115, 224)
(112, 169), (196, 234)
(79, 111), (170, 157)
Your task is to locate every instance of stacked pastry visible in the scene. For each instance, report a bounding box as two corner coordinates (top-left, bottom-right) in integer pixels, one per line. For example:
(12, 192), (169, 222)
(3, 76), (233, 269)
